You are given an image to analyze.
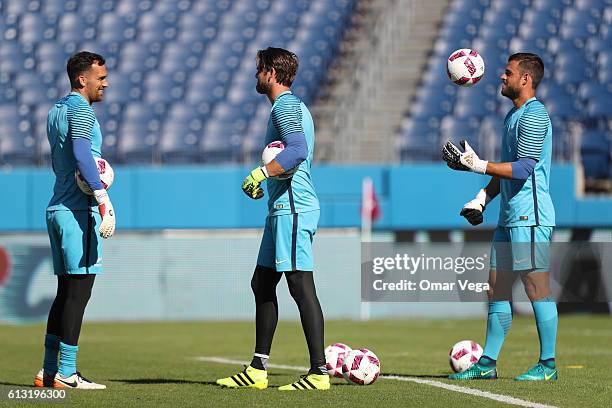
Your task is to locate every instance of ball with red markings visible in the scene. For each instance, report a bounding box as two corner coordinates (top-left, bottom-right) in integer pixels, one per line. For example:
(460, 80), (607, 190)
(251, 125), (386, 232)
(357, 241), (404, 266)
(261, 140), (298, 180)
(325, 343), (352, 378)
(75, 157), (114, 195)
(447, 48), (485, 87)
(341, 348), (380, 385)
(449, 340), (483, 373)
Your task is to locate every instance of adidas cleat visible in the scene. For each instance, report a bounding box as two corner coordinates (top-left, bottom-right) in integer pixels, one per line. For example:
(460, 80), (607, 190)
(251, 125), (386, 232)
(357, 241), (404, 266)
(34, 369), (56, 388)
(216, 366), (268, 389)
(448, 363), (497, 380)
(54, 372), (106, 389)
(515, 363), (558, 381)
(278, 373), (330, 391)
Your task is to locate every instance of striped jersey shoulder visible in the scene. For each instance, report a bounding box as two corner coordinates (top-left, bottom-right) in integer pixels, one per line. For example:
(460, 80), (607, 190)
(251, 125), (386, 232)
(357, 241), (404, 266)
(521, 99), (550, 121)
(66, 95), (95, 118)
(271, 93), (303, 136)
(273, 93), (303, 111)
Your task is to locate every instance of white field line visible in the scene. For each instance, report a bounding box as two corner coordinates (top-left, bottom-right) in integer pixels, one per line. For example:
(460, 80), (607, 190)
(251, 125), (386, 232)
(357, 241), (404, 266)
(196, 356), (559, 408)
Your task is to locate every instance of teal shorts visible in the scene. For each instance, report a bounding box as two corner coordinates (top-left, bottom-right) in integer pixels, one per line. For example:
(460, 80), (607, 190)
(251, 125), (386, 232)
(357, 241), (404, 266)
(490, 226), (553, 272)
(257, 210), (319, 272)
(46, 210), (103, 275)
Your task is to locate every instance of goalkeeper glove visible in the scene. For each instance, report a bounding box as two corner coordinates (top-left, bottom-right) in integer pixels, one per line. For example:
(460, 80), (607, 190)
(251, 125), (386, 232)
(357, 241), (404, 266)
(443, 140), (488, 174)
(460, 189), (491, 226)
(93, 189), (116, 238)
(242, 166), (268, 200)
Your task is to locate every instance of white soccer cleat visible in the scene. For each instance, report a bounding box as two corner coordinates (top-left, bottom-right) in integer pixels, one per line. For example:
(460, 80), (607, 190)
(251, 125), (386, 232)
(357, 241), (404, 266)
(34, 368), (56, 388)
(54, 372), (106, 390)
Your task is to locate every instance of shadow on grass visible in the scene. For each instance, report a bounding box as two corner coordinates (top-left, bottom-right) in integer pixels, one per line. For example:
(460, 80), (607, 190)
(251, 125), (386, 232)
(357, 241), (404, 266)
(112, 378), (218, 386)
(0, 382), (33, 387)
(381, 373), (450, 379)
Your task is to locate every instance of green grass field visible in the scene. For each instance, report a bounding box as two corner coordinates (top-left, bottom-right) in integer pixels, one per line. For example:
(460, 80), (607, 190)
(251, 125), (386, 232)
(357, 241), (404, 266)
(1, 316), (611, 407)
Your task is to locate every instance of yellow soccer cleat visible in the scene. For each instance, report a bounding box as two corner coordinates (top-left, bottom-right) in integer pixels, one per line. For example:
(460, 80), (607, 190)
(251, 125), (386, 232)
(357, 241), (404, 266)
(216, 366), (268, 389)
(278, 373), (330, 391)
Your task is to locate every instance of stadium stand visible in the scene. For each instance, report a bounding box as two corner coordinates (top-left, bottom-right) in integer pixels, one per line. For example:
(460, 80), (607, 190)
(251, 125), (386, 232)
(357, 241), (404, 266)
(0, 0), (357, 165)
(400, 0), (612, 189)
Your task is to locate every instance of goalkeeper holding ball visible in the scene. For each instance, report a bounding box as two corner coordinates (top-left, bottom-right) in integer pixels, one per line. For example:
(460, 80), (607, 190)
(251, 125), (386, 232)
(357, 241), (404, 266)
(217, 48), (328, 391)
(443, 53), (557, 381)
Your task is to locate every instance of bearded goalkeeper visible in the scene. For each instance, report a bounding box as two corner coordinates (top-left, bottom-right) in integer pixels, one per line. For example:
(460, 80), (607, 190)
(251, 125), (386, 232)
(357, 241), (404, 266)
(443, 53), (557, 381)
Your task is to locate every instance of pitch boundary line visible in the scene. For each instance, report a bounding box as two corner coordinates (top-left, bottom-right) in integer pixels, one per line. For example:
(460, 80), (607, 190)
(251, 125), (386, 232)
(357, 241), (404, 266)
(196, 356), (558, 408)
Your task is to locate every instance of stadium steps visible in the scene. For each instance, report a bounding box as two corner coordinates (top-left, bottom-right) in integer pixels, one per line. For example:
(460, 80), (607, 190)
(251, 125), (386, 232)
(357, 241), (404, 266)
(314, 0), (451, 163)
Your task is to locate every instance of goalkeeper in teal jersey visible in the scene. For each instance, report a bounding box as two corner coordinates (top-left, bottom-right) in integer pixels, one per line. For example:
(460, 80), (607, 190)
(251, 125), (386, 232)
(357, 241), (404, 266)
(35, 52), (115, 390)
(443, 53), (557, 381)
(217, 48), (328, 391)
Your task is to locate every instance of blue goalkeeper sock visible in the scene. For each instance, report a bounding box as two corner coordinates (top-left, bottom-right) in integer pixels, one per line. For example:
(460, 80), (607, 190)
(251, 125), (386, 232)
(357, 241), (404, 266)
(532, 296), (557, 362)
(43, 334), (60, 374)
(482, 301), (512, 362)
(58, 342), (79, 377)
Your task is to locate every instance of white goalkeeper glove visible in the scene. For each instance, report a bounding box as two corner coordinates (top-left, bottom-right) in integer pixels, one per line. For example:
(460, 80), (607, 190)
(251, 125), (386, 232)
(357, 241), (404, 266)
(443, 140), (488, 174)
(460, 189), (491, 226)
(93, 189), (115, 239)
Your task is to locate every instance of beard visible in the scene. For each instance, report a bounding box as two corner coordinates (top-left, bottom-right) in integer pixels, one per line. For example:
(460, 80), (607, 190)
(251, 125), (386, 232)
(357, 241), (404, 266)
(501, 83), (519, 99)
(256, 79), (271, 95)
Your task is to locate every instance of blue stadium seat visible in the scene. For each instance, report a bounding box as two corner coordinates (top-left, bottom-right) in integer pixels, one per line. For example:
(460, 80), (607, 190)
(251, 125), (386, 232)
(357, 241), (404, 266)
(35, 42), (69, 74)
(114, 0), (154, 15)
(78, 0), (115, 15)
(58, 13), (96, 44)
(18, 13), (54, 44)
(159, 104), (204, 163)
(585, 36), (610, 56)
(104, 75), (141, 104)
(143, 72), (183, 104)
(117, 42), (157, 73)
(519, 22), (557, 40)
(118, 103), (160, 163)
(580, 129), (610, 179)
(587, 97), (612, 117)
(0, 104), (37, 165)
(138, 12), (178, 43)
(200, 121), (240, 163)
(0, 41), (32, 73)
(158, 42), (202, 72)
(177, 12), (219, 43)
(42, 0), (78, 14)
(97, 14), (137, 43)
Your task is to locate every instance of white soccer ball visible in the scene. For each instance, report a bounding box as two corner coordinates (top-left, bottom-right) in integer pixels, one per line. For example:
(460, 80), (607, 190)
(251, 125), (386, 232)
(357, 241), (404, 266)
(449, 340), (483, 373)
(75, 157), (114, 196)
(447, 48), (485, 87)
(261, 140), (298, 180)
(325, 343), (352, 378)
(341, 348), (380, 385)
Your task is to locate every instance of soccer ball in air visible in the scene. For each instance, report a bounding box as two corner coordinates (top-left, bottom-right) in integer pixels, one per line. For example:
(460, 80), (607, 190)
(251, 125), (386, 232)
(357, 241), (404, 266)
(449, 340), (483, 373)
(75, 157), (114, 195)
(325, 343), (352, 378)
(261, 141), (298, 180)
(342, 348), (381, 385)
(447, 48), (485, 87)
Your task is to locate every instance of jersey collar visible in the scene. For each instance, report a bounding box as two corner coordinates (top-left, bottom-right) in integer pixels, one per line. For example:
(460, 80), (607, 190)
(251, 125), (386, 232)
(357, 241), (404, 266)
(272, 90), (292, 109)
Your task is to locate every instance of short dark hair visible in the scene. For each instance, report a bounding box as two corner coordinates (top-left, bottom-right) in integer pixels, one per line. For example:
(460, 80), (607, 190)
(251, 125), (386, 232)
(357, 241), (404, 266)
(67, 51), (105, 88)
(508, 53), (544, 89)
(256, 47), (299, 87)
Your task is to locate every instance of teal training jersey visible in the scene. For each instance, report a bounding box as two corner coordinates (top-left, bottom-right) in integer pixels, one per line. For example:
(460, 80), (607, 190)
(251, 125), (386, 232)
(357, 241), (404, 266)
(47, 92), (103, 212)
(499, 97), (555, 227)
(265, 91), (319, 216)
